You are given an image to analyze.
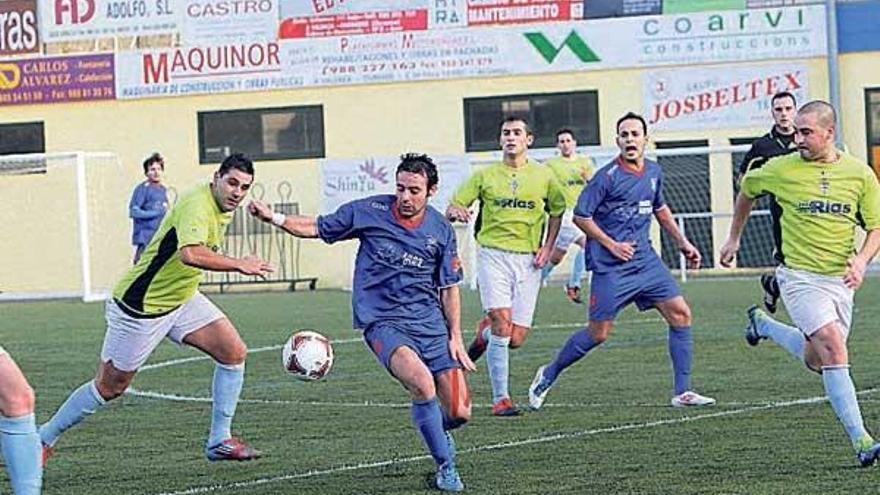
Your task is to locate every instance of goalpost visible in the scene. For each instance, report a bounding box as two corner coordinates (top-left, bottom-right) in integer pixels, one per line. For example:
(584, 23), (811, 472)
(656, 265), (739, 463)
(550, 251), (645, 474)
(0, 151), (129, 302)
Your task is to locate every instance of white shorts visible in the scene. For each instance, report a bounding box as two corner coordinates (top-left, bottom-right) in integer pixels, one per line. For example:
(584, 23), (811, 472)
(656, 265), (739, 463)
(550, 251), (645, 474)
(101, 292), (224, 371)
(554, 211), (585, 251)
(776, 265), (853, 340)
(477, 246), (541, 328)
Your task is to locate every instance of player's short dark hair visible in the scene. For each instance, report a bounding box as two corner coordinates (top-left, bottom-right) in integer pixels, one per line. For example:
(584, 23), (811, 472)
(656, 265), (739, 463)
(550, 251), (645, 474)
(397, 153), (438, 190)
(616, 112), (648, 135)
(556, 128), (576, 140)
(502, 116), (533, 135)
(799, 100), (837, 128)
(142, 152), (164, 174)
(217, 153), (254, 178)
(771, 91), (797, 106)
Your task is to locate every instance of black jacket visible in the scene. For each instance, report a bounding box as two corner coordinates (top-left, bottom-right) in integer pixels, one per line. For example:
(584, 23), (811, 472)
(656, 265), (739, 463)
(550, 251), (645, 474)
(737, 126), (797, 176)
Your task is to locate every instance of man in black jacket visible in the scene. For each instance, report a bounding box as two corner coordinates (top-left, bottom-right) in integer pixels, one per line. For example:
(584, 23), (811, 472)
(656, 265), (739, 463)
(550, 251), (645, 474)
(736, 91), (798, 314)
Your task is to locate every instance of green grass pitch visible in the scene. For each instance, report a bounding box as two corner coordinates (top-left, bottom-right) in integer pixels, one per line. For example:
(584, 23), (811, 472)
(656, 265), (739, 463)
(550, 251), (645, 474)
(4, 278), (880, 494)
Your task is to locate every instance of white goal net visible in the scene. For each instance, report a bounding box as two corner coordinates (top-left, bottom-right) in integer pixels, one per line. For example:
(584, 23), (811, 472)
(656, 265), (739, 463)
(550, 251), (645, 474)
(0, 152), (130, 302)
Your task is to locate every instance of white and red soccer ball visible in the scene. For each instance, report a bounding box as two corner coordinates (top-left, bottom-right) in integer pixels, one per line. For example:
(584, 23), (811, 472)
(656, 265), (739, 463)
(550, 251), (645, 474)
(282, 330), (334, 381)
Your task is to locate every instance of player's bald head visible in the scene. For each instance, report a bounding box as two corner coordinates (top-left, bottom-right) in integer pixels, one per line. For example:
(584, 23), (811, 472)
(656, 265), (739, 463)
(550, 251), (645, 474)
(798, 100), (836, 129)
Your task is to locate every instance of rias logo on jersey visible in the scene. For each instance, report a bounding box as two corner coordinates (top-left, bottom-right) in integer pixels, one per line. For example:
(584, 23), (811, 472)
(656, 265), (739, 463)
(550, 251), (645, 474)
(494, 198), (537, 209)
(796, 199), (852, 215)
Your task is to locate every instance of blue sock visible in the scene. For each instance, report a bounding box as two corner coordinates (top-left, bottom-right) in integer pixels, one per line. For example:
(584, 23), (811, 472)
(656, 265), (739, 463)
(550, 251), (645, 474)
(411, 398), (451, 467)
(756, 313), (805, 362)
(568, 249), (586, 289)
(208, 362), (244, 448)
(543, 329), (600, 383)
(487, 334), (511, 403)
(39, 380), (106, 448)
(0, 413), (42, 495)
(668, 326), (693, 396)
(823, 365), (871, 449)
(541, 263), (555, 282)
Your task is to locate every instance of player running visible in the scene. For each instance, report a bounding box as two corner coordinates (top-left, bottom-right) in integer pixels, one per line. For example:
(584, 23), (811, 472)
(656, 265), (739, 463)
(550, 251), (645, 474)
(721, 100), (880, 466)
(446, 117), (566, 417)
(540, 128), (597, 303)
(248, 153), (474, 492)
(528, 112), (715, 410)
(39, 154), (273, 463)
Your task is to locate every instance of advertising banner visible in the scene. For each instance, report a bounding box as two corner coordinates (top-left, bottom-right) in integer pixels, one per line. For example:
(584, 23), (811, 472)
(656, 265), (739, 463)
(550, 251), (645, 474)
(280, 0), (428, 17)
(584, 0), (661, 19)
(0, 0), (39, 56)
(40, 0), (180, 42)
(114, 41), (303, 99)
(182, 0), (279, 45)
(320, 155), (471, 214)
(644, 63), (809, 130)
(663, 0), (746, 14)
(279, 9), (429, 39)
(0, 53), (114, 106)
(466, 0), (573, 26)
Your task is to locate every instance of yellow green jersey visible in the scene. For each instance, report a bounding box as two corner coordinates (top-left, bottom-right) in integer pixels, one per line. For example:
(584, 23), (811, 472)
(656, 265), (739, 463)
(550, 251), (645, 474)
(451, 161), (566, 253)
(113, 184), (233, 316)
(741, 152), (880, 275)
(543, 154), (596, 209)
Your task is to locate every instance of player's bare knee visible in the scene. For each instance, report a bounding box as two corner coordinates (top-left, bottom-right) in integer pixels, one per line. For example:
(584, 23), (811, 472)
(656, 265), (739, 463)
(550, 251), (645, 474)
(488, 311), (512, 337)
(509, 334), (527, 348)
(95, 377), (128, 401)
(218, 342), (248, 365)
(2, 384), (35, 417)
(407, 380), (436, 401)
(587, 325), (610, 344)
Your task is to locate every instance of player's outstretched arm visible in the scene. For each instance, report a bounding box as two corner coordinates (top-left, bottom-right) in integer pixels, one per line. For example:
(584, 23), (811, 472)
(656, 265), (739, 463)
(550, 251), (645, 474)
(574, 216), (635, 262)
(247, 199), (319, 238)
(440, 284), (476, 372)
(654, 206), (701, 269)
(719, 193), (757, 267)
(179, 245), (274, 277)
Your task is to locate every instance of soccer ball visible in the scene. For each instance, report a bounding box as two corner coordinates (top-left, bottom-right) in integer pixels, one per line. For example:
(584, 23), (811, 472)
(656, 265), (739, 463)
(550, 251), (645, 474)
(282, 330), (333, 381)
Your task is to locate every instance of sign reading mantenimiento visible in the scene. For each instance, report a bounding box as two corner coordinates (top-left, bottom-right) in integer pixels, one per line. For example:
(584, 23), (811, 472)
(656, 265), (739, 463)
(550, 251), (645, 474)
(114, 5), (826, 100)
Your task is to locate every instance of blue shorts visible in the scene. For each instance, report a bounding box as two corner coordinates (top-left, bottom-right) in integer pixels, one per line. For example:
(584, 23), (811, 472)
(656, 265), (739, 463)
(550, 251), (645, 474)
(589, 260), (681, 321)
(363, 321), (459, 376)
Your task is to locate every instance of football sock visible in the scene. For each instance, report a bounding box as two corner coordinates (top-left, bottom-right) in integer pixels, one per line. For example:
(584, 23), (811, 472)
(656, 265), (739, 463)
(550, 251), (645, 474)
(822, 365), (871, 449)
(668, 326), (693, 396)
(543, 329), (599, 383)
(487, 334), (511, 403)
(567, 249), (586, 289)
(0, 413), (42, 495)
(411, 397), (451, 467)
(39, 380), (106, 448)
(756, 314), (805, 361)
(208, 362), (245, 448)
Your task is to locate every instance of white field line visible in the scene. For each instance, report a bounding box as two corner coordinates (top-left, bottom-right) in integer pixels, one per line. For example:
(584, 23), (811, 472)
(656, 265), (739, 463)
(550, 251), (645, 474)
(146, 388), (879, 495)
(136, 318), (663, 373)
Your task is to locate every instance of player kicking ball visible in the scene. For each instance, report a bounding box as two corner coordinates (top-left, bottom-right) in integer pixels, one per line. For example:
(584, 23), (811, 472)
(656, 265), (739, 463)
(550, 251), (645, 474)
(528, 113), (715, 411)
(39, 154), (273, 464)
(249, 154), (474, 492)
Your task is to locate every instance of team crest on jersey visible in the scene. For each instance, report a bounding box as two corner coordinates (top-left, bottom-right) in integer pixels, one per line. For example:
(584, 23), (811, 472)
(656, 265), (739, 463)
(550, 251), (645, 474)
(509, 178), (519, 195)
(819, 171), (831, 195)
(650, 178), (657, 192)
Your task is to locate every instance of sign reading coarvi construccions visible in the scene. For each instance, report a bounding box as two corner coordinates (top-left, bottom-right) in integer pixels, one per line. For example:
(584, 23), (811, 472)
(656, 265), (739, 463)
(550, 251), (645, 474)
(114, 5), (826, 100)
(643, 63), (809, 131)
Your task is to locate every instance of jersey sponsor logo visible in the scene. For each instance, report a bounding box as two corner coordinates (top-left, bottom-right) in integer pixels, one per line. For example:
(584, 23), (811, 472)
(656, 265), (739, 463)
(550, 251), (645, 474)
(638, 200), (652, 215)
(795, 199), (852, 215)
(369, 201), (389, 211)
(401, 252), (424, 268)
(493, 198), (537, 209)
(565, 179), (585, 187)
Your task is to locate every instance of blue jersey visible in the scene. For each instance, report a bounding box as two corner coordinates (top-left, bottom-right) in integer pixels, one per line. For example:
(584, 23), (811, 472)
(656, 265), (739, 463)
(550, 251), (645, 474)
(574, 157), (666, 273)
(317, 195), (463, 335)
(129, 182), (168, 245)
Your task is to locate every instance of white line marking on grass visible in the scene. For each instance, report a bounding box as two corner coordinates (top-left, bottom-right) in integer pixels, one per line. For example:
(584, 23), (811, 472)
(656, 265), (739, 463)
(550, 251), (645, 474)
(146, 388), (880, 495)
(126, 388), (794, 410)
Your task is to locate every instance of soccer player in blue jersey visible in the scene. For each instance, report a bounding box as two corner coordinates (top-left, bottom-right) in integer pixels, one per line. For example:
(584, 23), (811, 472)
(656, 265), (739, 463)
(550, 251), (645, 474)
(129, 152), (169, 264)
(0, 348), (41, 494)
(248, 153), (474, 492)
(528, 113), (715, 410)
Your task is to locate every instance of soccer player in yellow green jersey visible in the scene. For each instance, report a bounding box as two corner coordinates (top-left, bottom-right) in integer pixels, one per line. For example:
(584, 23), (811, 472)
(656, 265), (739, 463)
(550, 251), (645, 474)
(720, 101), (880, 467)
(540, 128), (597, 304)
(446, 117), (566, 416)
(39, 154), (274, 464)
